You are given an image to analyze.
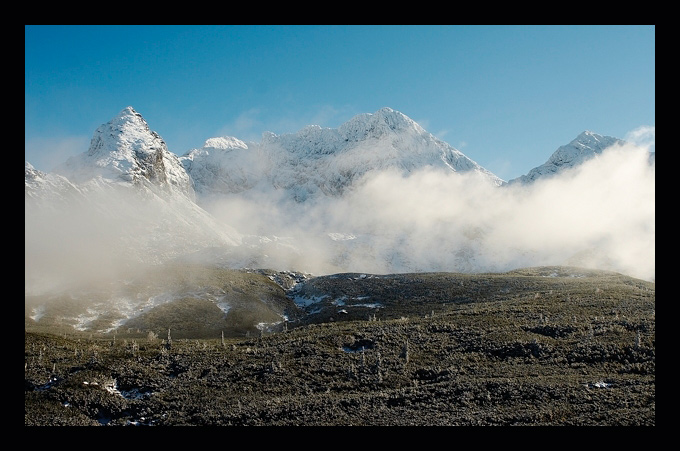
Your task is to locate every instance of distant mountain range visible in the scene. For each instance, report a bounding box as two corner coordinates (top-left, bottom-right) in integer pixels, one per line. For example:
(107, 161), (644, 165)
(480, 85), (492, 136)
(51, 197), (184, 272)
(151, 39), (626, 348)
(28, 106), (650, 205)
(25, 106), (654, 287)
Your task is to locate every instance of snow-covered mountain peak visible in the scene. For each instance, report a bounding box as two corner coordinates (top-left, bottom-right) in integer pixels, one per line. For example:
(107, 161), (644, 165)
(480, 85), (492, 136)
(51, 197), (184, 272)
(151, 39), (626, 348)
(184, 107), (505, 202)
(562, 129), (619, 151)
(85, 106), (158, 158)
(55, 106), (195, 200)
(338, 107), (425, 141)
(25, 160), (38, 177)
(545, 131), (624, 167)
(508, 131), (626, 185)
(575, 130), (607, 144)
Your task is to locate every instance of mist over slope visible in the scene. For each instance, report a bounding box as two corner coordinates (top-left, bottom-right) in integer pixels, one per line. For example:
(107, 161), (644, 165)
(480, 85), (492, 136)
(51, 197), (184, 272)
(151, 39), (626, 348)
(187, 114), (654, 281)
(25, 107), (655, 295)
(25, 108), (242, 294)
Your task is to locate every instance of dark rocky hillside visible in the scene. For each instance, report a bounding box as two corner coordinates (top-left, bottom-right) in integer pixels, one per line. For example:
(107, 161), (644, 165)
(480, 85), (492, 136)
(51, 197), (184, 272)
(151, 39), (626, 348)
(25, 265), (306, 339)
(25, 266), (655, 426)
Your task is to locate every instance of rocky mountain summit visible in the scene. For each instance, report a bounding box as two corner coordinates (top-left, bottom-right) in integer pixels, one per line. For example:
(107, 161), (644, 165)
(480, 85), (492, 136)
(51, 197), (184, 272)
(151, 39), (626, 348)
(54, 106), (195, 201)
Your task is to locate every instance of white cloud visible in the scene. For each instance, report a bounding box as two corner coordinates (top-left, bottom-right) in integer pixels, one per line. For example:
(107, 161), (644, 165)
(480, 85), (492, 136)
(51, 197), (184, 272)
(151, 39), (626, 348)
(25, 137), (655, 296)
(625, 125), (655, 152)
(200, 140), (654, 281)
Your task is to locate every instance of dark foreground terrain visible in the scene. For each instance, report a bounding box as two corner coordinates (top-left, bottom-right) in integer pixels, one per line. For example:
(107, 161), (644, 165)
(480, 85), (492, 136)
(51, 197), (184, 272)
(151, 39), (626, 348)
(25, 266), (655, 426)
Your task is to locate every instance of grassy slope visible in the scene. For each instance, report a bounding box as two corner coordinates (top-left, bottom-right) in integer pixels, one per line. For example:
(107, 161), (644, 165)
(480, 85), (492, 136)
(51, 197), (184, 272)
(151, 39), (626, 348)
(25, 265), (655, 426)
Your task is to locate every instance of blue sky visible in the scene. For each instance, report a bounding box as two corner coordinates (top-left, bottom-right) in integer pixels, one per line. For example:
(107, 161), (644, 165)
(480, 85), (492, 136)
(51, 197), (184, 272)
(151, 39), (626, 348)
(25, 25), (655, 181)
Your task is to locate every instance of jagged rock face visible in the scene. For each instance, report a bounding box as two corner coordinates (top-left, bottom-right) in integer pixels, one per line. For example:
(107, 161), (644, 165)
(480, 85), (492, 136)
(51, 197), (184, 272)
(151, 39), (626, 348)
(181, 107), (505, 203)
(56, 106), (195, 200)
(508, 131), (626, 185)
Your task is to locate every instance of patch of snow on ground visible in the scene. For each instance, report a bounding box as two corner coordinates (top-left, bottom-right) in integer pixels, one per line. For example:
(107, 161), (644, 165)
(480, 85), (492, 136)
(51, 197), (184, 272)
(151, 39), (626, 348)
(352, 302), (383, 309)
(333, 296), (347, 306)
(328, 232), (357, 241)
(292, 294), (328, 308)
(74, 309), (100, 331)
(30, 305), (46, 322)
(216, 295), (232, 314)
(256, 320), (284, 332)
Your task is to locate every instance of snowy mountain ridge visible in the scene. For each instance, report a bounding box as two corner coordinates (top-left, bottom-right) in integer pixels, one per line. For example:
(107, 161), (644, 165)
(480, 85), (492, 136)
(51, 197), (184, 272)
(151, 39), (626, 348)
(34, 106), (633, 204)
(181, 107), (505, 203)
(25, 161), (85, 206)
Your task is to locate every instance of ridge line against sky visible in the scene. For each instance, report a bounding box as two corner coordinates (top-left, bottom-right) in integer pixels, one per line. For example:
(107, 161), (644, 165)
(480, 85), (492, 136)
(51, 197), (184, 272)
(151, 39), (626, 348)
(25, 25), (655, 181)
